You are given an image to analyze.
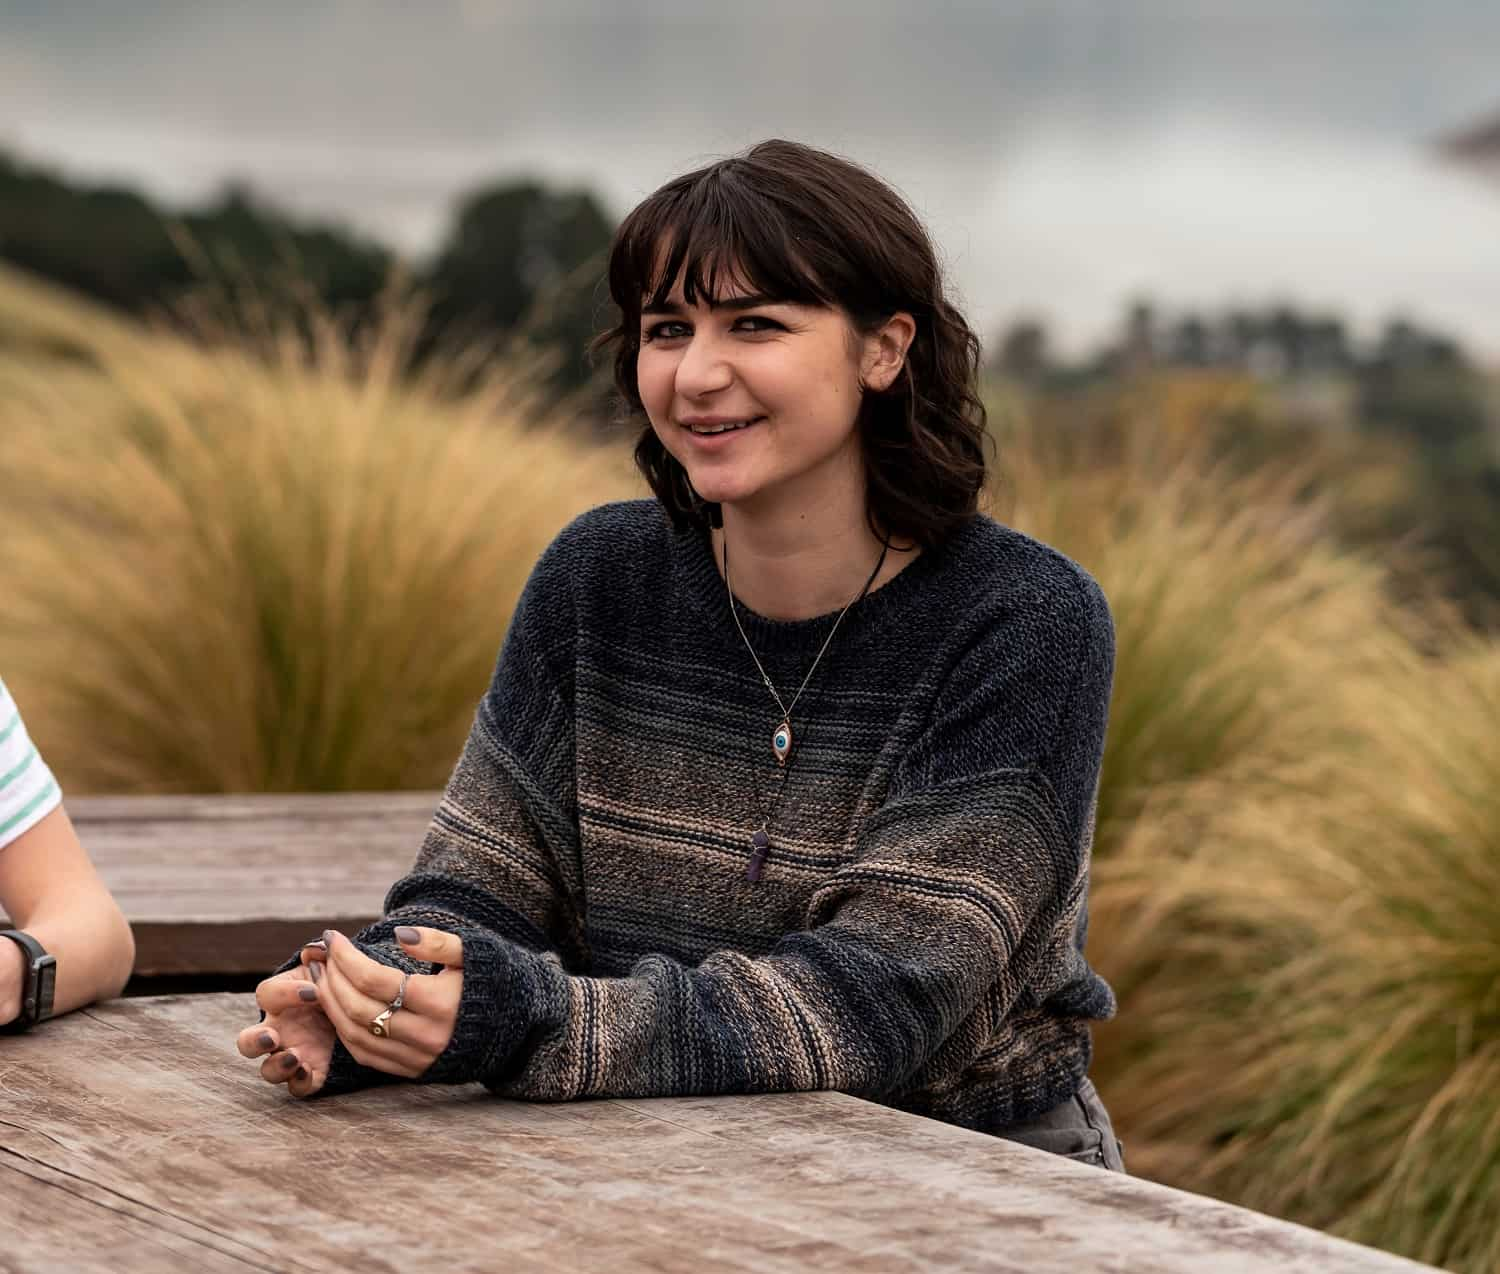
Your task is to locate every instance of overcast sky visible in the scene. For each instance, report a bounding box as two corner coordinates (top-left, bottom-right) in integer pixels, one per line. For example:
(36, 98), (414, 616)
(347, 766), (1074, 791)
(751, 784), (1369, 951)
(3, 0), (1498, 356)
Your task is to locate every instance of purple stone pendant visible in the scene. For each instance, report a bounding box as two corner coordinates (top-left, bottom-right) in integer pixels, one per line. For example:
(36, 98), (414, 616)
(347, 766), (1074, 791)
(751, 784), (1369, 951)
(747, 828), (771, 883)
(771, 720), (793, 765)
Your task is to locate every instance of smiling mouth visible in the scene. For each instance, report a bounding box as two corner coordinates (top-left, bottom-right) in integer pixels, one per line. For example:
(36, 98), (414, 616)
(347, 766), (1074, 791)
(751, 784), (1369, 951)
(683, 416), (766, 436)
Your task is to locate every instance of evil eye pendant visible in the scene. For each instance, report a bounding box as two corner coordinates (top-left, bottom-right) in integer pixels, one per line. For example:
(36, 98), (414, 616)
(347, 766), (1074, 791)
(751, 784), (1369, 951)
(772, 720), (793, 765)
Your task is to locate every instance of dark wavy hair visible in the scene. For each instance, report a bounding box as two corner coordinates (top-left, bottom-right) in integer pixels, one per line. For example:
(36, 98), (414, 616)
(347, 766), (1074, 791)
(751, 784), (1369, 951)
(593, 139), (988, 548)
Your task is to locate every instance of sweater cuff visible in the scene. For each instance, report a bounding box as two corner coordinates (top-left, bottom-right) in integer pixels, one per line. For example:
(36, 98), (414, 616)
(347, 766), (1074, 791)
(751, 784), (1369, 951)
(316, 1036), (403, 1097)
(419, 925), (568, 1087)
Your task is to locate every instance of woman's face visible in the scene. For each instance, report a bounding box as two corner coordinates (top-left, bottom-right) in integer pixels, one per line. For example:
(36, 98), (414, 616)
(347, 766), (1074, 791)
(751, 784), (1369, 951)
(636, 276), (878, 516)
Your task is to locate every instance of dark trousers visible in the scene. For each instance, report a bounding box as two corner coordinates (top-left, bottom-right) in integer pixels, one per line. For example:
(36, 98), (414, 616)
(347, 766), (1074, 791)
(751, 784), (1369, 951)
(993, 1077), (1127, 1172)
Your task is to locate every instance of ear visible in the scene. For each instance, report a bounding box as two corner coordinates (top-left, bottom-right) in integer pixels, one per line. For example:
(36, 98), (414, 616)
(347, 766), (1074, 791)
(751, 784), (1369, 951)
(860, 312), (916, 393)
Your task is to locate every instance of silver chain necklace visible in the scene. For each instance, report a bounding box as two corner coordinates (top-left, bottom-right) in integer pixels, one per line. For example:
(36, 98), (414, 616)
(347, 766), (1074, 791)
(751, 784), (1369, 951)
(723, 533), (890, 883)
(723, 533), (890, 767)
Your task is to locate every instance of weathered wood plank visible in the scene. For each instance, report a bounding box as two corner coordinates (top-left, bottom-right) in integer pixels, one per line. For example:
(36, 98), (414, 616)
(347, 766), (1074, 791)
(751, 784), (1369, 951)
(0, 793), (435, 975)
(0, 1161), (267, 1273)
(0, 993), (1439, 1274)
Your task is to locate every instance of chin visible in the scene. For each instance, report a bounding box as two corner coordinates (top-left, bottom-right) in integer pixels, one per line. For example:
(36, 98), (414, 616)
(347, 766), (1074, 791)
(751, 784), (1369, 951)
(682, 471), (761, 508)
(690, 482), (741, 506)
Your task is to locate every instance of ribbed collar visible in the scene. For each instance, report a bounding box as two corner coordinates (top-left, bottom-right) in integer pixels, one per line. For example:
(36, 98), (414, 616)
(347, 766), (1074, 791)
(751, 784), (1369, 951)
(672, 514), (982, 657)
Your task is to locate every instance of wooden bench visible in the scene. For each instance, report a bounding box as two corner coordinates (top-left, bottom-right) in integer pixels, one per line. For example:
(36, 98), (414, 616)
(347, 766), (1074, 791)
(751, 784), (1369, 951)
(0, 992), (1439, 1273)
(40, 792), (436, 976)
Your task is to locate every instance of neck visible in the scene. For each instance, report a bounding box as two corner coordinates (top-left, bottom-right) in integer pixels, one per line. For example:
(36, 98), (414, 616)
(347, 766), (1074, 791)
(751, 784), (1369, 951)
(713, 501), (915, 622)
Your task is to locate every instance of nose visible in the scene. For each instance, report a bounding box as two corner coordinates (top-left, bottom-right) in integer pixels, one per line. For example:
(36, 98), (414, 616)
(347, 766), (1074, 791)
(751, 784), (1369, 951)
(673, 330), (733, 399)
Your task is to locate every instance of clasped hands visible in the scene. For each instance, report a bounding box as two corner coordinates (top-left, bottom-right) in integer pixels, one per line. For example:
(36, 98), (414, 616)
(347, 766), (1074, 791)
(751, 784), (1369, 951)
(235, 926), (464, 1098)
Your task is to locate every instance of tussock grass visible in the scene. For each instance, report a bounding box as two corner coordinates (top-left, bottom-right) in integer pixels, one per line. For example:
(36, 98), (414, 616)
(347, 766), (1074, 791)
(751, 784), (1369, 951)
(1100, 627), (1500, 1273)
(0, 275), (635, 791)
(0, 262), (131, 365)
(994, 375), (1500, 1270)
(990, 373), (1389, 855)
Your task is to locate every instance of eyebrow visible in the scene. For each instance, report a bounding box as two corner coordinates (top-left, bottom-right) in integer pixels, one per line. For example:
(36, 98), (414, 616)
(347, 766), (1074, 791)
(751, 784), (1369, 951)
(640, 293), (784, 318)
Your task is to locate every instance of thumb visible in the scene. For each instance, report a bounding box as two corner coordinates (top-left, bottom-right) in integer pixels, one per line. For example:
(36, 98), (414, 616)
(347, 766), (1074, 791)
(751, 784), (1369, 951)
(393, 924), (464, 968)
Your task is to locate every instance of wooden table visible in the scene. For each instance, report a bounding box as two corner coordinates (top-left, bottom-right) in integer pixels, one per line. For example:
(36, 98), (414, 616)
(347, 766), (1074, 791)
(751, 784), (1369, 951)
(0, 993), (1437, 1274)
(42, 793), (436, 976)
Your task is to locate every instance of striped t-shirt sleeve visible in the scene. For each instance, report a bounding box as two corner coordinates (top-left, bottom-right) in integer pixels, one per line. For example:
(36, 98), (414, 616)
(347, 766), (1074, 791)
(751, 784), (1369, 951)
(0, 676), (62, 849)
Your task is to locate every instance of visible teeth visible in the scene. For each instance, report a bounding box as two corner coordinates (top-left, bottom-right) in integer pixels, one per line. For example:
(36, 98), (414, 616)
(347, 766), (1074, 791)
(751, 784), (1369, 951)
(689, 419), (755, 435)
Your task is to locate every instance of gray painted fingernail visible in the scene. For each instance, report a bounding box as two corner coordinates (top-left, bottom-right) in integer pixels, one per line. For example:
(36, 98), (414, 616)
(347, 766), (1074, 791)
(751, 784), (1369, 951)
(394, 926), (420, 945)
(294, 1066), (308, 1083)
(257, 1032), (275, 1051)
(302, 938), (328, 952)
(280, 1052), (299, 1071)
(298, 985), (318, 1002)
(308, 960), (323, 984)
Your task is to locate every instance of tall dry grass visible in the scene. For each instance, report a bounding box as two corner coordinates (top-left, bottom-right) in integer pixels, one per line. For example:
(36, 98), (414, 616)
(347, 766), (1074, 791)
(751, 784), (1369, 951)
(989, 373), (1389, 855)
(1099, 626), (1500, 1273)
(0, 270), (635, 791)
(991, 373), (1500, 1272)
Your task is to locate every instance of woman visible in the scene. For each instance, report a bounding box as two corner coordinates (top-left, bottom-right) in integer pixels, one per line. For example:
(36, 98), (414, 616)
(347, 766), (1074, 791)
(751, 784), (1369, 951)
(239, 140), (1124, 1170)
(1, 675), (136, 1030)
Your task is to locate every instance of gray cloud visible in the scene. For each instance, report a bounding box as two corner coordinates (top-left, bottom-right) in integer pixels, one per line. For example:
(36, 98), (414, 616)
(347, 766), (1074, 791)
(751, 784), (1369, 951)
(3, 1), (1498, 354)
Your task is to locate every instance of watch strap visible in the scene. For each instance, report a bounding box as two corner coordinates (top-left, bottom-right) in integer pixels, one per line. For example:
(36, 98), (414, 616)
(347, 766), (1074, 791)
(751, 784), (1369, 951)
(0, 928), (56, 1030)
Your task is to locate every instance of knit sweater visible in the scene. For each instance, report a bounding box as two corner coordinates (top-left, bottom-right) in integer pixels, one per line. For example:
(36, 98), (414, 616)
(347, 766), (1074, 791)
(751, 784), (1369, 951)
(312, 498), (1117, 1131)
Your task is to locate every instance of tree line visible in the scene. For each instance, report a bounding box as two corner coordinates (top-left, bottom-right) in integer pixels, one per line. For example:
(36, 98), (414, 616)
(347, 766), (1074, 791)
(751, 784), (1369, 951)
(994, 302), (1500, 629)
(0, 150), (614, 394)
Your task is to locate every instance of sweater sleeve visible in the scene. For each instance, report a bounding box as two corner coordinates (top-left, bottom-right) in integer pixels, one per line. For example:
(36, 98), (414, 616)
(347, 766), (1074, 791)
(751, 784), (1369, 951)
(292, 535), (589, 1095)
(378, 621), (588, 966)
(397, 563), (1115, 1102)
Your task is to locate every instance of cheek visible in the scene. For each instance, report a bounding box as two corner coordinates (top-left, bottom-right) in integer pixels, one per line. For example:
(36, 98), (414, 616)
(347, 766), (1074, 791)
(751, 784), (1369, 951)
(814, 361), (860, 424)
(635, 351), (674, 418)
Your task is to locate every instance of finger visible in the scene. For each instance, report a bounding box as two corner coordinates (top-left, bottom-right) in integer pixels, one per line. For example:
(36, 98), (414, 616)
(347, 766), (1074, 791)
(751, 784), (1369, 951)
(286, 1059), (322, 1099)
(319, 944), (390, 1029)
(321, 948), (451, 1057)
(259, 1048), (303, 1085)
(237, 1025), (281, 1058)
(393, 925), (465, 969)
(256, 975), (322, 1015)
(320, 956), (433, 1078)
(322, 930), (447, 1019)
(324, 930), (408, 1003)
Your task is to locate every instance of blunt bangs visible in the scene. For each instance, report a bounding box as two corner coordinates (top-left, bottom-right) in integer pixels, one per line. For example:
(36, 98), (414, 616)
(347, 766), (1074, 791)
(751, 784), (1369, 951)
(612, 170), (839, 320)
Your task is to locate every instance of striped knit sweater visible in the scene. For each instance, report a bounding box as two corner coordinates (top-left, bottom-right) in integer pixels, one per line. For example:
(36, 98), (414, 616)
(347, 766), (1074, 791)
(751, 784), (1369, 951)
(316, 499), (1117, 1130)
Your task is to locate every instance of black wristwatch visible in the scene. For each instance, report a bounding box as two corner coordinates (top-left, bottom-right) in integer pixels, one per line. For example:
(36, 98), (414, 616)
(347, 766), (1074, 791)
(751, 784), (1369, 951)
(0, 929), (56, 1032)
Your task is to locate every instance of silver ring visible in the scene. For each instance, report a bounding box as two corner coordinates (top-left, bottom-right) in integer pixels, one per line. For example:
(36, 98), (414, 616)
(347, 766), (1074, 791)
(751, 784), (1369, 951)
(368, 971), (410, 1038)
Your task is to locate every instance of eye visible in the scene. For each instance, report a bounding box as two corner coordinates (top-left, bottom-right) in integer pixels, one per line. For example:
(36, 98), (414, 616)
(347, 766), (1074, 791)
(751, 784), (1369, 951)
(642, 320), (689, 343)
(735, 315), (784, 334)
